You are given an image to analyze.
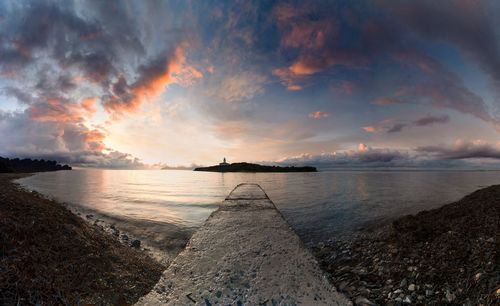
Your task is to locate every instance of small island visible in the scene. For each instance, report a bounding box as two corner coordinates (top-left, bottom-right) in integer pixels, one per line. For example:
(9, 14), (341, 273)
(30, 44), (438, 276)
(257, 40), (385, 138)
(194, 158), (317, 173)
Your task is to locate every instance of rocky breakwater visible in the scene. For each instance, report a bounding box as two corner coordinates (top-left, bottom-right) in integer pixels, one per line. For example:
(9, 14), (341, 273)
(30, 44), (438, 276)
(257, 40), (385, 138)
(314, 185), (500, 306)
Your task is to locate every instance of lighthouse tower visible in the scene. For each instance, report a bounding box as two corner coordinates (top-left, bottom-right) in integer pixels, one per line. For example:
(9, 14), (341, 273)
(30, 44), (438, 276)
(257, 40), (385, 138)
(219, 157), (230, 166)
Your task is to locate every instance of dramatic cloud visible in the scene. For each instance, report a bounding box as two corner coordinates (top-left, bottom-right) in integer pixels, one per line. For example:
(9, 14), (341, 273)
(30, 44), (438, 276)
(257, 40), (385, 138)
(103, 46), (194, 117)
(417, 140), (500, 160)
(1, 1), (500, 167)
(0, 1), (202, 166)
(276, 144), (410, 168)
(387, 0), (500, 88)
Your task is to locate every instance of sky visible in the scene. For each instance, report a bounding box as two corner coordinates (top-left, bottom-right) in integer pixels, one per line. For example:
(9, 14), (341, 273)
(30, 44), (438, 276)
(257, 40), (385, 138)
(1, 0), (500, 169)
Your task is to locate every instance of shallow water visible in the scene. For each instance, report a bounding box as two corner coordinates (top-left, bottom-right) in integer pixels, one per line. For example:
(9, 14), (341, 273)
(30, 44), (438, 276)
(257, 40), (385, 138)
(17, 169), (500, 248)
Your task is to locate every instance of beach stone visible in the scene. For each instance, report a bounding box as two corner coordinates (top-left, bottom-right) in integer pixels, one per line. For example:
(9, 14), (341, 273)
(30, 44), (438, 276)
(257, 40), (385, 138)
(354, 296), (376, 306)
(408, 284), (415, 291)
(400, 279), (407, 288)
(445, 290), (456, 302)
(131, 239), (141, 248)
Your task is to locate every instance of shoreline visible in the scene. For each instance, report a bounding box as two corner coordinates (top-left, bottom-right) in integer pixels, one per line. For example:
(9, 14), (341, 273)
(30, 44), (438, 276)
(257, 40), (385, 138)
(2, 172), (498, 304)
(0, 173), (165, 305)
(14, 174), (191, 266)
(313, 185), (499, 305)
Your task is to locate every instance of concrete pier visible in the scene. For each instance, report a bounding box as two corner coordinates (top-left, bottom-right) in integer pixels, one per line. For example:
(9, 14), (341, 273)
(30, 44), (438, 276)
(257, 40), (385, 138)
(136, 183), (350, 305)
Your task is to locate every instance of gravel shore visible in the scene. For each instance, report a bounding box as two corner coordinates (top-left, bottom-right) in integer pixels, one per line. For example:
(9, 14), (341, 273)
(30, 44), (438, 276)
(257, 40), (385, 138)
(0, 174), (165, 305)
(314, 185), (499, 305)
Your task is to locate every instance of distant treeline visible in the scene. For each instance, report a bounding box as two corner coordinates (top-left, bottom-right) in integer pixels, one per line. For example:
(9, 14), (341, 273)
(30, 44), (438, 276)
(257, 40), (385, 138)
(194, 162), (317, 173)
(0, 157), (72, 173)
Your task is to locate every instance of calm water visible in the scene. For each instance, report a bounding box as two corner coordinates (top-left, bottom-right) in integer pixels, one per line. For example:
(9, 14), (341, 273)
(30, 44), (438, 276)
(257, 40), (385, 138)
(17, 169), (500, 249)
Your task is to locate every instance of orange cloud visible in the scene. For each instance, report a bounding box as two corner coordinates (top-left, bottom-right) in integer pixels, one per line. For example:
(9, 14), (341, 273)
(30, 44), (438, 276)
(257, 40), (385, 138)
(272, 67), (304, 91)
(80, 97), (97, 116)
(289, 60), (323, 76)
(308, 111), (330, 119)
(358, 143), (368, 152)
(31, 99), (84, 123)
(104, 45), (202, 118)
(84, 129), (106, 151)
(287, 84), (303, 91)
(362, 126), (377, 133)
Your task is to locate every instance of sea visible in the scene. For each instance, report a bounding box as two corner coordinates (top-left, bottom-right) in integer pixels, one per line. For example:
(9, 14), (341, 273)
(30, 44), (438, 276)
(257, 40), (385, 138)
(16, 169), (500, 257)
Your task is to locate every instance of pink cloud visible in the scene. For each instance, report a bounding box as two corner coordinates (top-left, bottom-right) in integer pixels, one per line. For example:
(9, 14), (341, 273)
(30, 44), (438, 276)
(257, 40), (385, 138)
(362, 126), (377, 133)
(308, 111), (330, 119)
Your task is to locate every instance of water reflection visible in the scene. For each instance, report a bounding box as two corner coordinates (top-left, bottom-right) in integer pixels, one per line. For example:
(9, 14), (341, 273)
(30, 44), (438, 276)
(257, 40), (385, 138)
(17, 169), (500, 247)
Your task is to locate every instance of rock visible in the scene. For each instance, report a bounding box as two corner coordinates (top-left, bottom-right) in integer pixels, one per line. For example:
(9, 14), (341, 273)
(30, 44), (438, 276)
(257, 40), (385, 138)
(86, 214), (93, 219)
(400, 278), (408, 288)
(403, 296), (411, 304)
(445, 290), (455, 302)
(121, 234), (129, 241)
(359, 287), (370, 296)
(131, 239), (141, 248)
(354, 296), (376, 306)
(408, 284), (416, 291)
(474, 272), (482, 281)
(338, 281), (349, 291)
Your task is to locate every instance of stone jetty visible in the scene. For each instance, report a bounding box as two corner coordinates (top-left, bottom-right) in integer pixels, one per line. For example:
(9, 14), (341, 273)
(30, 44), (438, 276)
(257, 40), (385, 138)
(136, 183), (350, 305)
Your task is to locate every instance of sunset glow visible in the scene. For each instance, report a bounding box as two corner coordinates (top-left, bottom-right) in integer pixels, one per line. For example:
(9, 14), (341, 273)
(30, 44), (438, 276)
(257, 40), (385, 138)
(1, 0), (500, 168)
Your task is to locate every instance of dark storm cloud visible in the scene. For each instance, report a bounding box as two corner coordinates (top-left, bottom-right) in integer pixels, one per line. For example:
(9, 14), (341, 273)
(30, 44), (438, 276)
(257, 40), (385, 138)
(2, 87), (35, 105)
(417, 141), (500, 160)
(0, 0), (157, 167)
(385, 114), (450, 134)
(414, 114), (449, 126)
(379, 52), (498, 126)
(0, 1), (101, 66)
(387, 123), (407, 133)
(388, 0), (500, 84)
